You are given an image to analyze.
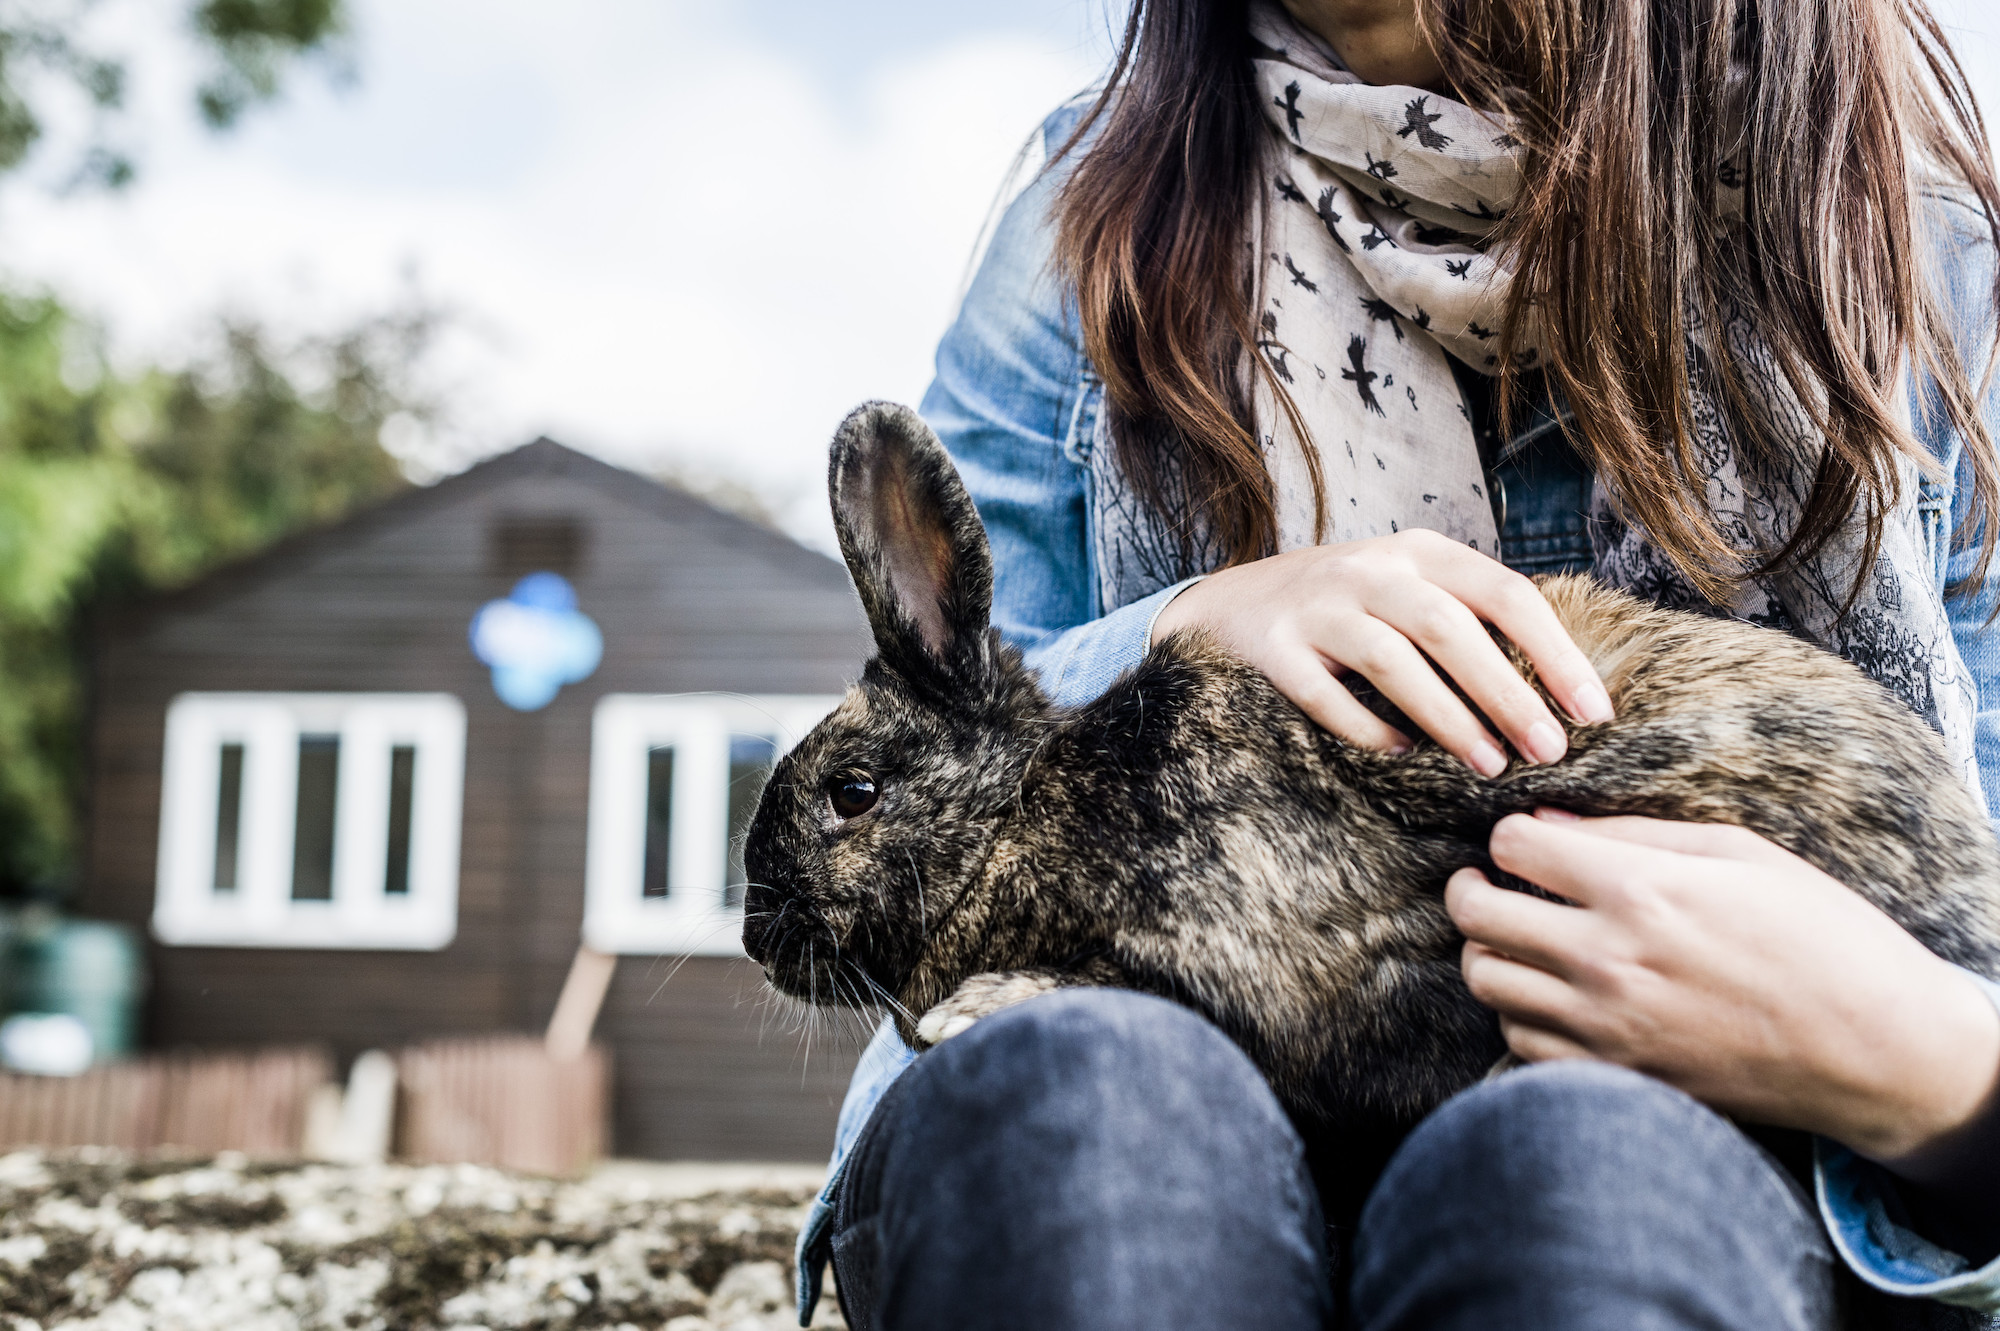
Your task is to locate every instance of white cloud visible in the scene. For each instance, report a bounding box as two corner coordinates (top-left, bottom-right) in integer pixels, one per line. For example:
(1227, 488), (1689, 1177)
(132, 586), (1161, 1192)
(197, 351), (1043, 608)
(0, 0), (1104, 547)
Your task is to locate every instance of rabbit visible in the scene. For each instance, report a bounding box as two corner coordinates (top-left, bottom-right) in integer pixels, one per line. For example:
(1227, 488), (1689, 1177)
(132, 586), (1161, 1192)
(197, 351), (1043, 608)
(741, 400), (2000, 1158)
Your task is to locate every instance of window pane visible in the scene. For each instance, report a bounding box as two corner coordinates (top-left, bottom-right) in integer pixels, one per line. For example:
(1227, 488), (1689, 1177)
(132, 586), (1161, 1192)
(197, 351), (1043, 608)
(384, 745), (416, 896)
(642, 746), (673, 899)
(213, 743), (244, 892)
(726, 734), (779, 911)
(291, 735), (340, 901)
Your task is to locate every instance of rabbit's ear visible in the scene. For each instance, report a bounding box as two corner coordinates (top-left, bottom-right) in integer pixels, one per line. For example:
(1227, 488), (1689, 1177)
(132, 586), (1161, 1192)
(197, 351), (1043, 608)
(829, 402), (994, 673)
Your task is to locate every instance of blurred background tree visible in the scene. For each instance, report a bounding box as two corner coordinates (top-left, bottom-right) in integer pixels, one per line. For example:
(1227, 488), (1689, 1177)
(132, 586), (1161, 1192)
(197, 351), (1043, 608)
(0, 0), (431, 897)
(0, 0), (350, 187)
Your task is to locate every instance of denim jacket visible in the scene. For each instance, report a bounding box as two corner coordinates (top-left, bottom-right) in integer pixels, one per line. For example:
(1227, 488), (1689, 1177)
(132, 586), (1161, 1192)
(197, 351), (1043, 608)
(796, 100), (2000, 1320)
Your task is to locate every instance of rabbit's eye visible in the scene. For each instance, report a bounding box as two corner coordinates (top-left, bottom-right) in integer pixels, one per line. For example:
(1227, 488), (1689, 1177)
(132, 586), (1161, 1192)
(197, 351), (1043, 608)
(827, 774), (879, 819)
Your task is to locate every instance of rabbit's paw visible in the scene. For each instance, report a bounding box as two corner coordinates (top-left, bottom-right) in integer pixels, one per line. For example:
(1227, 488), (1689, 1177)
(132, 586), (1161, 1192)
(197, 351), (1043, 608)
(915, 971), (1067, 1047)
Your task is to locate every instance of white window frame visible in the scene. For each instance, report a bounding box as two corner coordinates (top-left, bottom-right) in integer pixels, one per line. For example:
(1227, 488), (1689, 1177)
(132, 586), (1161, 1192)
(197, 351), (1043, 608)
(154, 693), (467, 950)
(584, 693), (839, 956)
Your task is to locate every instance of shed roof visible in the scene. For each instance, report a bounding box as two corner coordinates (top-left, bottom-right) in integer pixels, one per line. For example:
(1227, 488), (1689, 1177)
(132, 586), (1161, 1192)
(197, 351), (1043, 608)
(100, 437), (851, 636)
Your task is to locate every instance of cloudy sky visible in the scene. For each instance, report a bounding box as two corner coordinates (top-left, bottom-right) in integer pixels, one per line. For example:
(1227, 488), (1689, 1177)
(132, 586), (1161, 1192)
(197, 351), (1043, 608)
(4, 1), (1997, 548)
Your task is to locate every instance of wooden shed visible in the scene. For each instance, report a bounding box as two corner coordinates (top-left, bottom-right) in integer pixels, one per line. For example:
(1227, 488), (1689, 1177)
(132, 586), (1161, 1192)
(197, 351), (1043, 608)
(77, 439), (872, 1161)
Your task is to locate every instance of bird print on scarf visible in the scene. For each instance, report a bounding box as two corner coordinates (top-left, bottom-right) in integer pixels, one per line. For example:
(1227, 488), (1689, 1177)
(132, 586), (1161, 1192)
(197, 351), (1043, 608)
(1275, 81), (1305, 141)
(1342, 336), (1385, 417)
(1397, 96), (1452, 150)
(1313, 187), (1352, 252)
(1257, 311), (1296, 385)
(1360, 297), (1406, 342)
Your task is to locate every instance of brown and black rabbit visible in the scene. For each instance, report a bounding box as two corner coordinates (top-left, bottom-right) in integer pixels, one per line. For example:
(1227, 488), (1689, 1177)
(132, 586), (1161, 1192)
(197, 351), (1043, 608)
(742, 400), (2000, 1151)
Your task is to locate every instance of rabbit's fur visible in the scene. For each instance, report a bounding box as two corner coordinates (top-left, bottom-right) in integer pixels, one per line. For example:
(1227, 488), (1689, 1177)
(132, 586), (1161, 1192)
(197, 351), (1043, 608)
(742, 401), (2000, 1147)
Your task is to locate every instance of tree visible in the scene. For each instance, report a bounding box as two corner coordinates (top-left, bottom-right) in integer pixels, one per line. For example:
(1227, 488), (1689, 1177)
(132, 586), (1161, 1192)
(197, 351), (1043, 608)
(0, 0), (378, 894)
(0, 0), (348, 187)
(0, 0), (413, 896)
(0, 295), (431, 897)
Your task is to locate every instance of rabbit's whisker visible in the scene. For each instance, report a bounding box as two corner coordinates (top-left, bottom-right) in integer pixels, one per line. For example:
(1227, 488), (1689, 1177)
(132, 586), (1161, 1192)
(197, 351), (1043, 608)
(641, 914), (752, 1004)
(831, 970), (866, 1045)
(857, 971), (916, 1026)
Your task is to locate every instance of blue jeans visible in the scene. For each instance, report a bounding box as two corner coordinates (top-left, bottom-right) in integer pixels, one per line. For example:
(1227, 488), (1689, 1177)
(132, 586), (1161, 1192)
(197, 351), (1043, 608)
(826, 988), (1883, 1331)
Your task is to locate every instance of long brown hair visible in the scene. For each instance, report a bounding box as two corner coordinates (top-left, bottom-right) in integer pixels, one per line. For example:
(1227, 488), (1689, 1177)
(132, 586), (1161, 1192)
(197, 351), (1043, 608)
(1055, 0), (2000, 600)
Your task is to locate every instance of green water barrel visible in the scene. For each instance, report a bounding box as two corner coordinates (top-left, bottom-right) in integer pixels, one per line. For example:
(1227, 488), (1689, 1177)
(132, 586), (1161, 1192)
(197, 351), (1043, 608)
(0, 910), (14, 1022)
(9, 916), (145, 1061)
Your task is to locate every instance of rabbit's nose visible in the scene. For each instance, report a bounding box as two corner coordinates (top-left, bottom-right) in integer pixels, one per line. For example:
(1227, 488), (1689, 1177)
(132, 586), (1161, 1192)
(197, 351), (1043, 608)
(740, 890), (792, 963)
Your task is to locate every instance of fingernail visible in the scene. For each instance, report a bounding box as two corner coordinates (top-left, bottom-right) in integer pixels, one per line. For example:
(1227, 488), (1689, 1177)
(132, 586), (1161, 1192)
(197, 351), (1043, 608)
(1466, 740), (1508, 777)
(1535, 806), (1580, 822)
(1569, 682), (1614, 725)
(1524, 720), (1566, 765)
(1387, 742), (1413, 756)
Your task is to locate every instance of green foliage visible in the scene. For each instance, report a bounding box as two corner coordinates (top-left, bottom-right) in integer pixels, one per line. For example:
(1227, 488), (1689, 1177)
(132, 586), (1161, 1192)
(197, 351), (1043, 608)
(0, 0), (373, 892)
(0, 0), (346, 187)
(192, 0), (350, 130)
(0, 13), (126, 179)
(0, 294), (427, 896)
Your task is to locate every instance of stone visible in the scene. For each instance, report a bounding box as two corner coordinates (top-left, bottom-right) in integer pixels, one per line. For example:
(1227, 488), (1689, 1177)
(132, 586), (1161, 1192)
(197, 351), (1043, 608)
(0, 1149), (846, 1330)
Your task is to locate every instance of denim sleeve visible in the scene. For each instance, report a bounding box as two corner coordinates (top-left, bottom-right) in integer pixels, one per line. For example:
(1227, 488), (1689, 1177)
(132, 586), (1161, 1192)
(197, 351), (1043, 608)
(1814, 968), (2000, 1310)
(796, 1017), (917, 1317)
(1923, 194), (2000, 825)
(917, 99), (1199, 710)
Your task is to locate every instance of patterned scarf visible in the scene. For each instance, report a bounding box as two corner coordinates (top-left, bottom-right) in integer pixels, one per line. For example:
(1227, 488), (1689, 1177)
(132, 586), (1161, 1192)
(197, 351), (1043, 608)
(1213, 0), (1981, 799)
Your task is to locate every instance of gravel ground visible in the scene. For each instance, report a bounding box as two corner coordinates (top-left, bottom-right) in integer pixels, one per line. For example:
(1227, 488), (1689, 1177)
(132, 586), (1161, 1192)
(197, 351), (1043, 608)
(0, 1150), (846, 1330)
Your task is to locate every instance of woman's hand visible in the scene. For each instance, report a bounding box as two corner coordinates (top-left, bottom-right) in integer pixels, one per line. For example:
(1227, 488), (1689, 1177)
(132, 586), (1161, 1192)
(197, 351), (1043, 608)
(1151, 530), (1614, 774)
(1447, 811), (2000, 1176)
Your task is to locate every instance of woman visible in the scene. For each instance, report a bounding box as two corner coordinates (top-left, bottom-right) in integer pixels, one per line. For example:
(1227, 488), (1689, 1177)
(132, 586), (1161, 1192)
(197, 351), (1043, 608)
(798, 0), (2000, 1327)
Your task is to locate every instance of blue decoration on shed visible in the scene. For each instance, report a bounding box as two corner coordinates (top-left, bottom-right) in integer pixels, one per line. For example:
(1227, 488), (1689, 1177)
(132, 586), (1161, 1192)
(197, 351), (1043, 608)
(469, 573), (603, 710)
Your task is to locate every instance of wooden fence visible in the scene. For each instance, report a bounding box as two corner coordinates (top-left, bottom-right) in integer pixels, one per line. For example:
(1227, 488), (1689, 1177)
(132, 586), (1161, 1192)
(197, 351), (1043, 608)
(0, 1038), (609, 1174)
(397, 1036), (608, 1176)
(0, 1047), (331, 1155)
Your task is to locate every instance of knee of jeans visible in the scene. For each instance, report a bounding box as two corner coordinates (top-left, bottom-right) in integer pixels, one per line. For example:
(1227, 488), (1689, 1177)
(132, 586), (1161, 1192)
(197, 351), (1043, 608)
(937, 987), (1246, 1076)
(1354, 1065), (1832, 1330)
(850, 990), (1335, 1329)
(910, 987), (1290, 1141)
(1377, 1060), (1748, 1210)
(1444, 1060), (1705, 1140)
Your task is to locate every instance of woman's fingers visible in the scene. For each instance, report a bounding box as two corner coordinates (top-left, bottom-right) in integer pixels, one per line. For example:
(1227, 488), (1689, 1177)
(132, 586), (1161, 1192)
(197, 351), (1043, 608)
(1415, 537), (1615, 726)
(1532, 811), (1802, 870)
(1446, 867), (1594, 975)
(1453, 871), (1604, 1065)
(1323, 618), (1508, 775)
(1460, 937), (1587, 1029)
(1368, 583), (1569, 765)
(1260, 652), (1412, 753)
(1150, 533), (1611, 765)
(1499, 1017), (1595, 1064)
(1488, 812), (1675, 907)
